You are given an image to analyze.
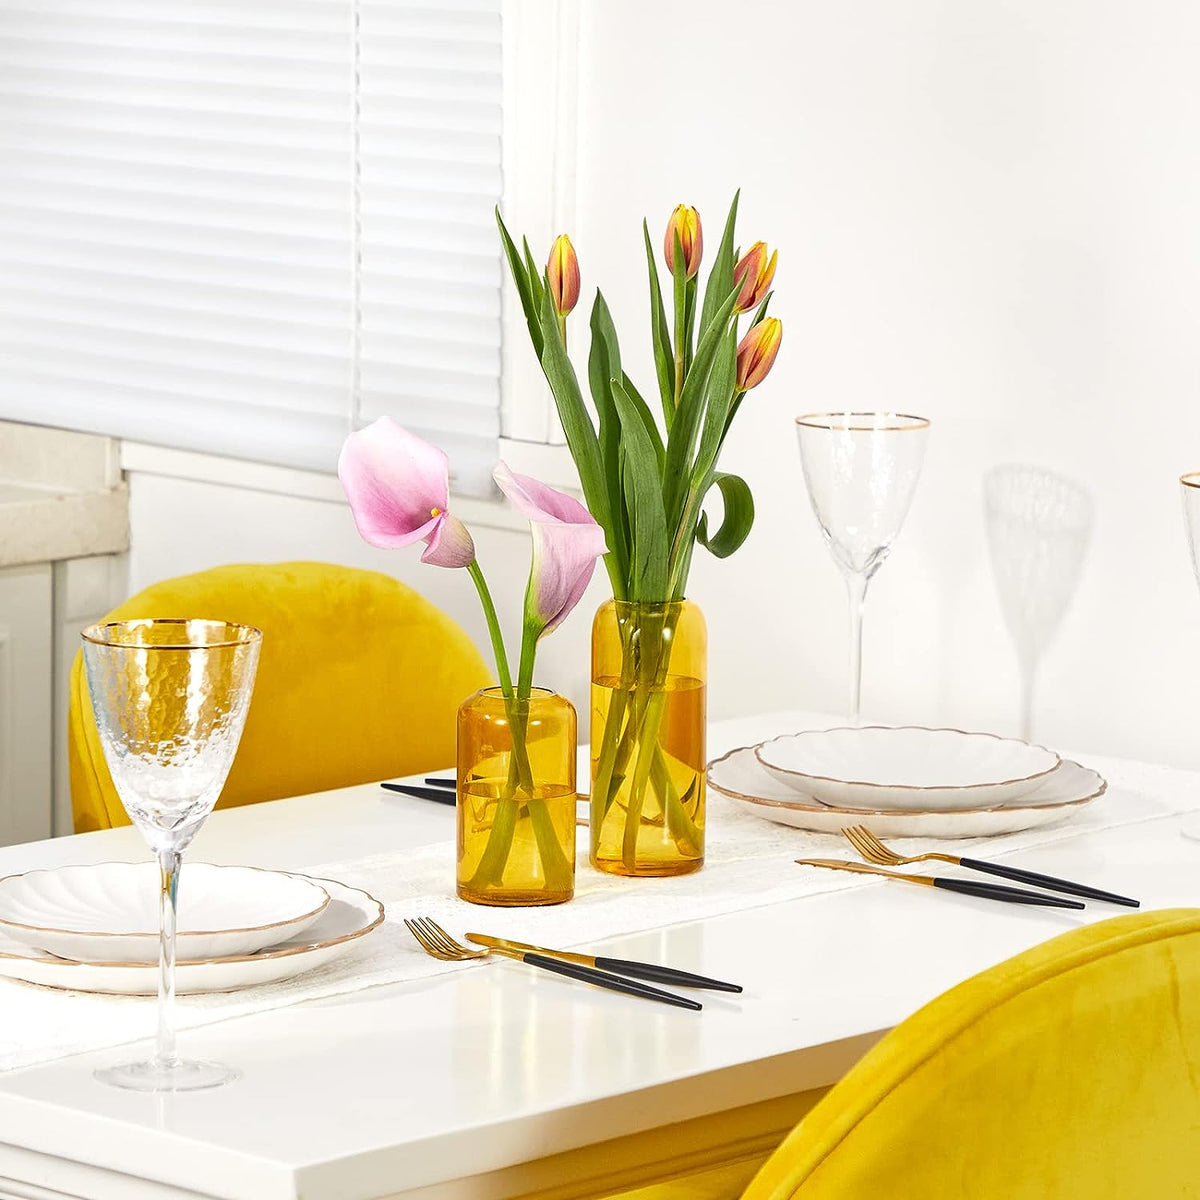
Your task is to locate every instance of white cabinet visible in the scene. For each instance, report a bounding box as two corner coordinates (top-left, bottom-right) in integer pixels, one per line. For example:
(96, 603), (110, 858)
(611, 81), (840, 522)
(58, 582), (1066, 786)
(0, 564), (53, 845)
(51, 556), (127, 837)
(0, 421), (130, 845)
(0, 557), (127, 845)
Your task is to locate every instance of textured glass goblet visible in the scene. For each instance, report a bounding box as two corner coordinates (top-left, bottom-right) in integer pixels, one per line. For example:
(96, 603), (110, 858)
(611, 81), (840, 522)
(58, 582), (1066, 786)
(81, 619), (261, 1091)
(796, 412), (930, 722)
(984, 465), (1093, 741)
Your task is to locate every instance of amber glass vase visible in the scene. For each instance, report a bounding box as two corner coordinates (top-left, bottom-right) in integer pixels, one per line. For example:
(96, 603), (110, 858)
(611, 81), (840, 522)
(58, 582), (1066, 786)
(456, 687), (576, 906)
(590, 600), (706, 876)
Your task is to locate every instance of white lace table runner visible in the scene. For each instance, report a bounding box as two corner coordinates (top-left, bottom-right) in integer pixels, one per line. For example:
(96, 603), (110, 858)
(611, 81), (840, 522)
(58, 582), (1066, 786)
(0, 754), (1190, 1072)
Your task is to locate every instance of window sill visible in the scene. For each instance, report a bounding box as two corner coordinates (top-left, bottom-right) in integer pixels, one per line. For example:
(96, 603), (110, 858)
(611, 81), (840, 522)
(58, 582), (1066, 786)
(118, 442), (531, 534)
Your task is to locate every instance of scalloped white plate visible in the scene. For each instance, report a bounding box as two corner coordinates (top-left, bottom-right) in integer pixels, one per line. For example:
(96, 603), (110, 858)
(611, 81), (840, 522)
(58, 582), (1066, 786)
(0, 877), (382, 995)
(711, 746), (1105, 838)
(0, 863), (330, 963)
(755, 726), (1061, 810)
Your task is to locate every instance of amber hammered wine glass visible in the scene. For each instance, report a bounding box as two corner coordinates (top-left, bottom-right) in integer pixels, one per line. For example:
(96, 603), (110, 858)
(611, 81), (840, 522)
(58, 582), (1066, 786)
(81, 619), (261, 1091)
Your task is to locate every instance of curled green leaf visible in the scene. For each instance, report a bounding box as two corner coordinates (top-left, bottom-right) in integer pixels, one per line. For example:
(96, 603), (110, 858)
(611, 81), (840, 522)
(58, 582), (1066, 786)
(696, 472), (755, 558)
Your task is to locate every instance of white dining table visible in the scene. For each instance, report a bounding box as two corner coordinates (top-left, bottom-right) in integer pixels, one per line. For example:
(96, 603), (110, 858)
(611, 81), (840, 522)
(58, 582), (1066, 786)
(0, 708), (1195, 1200)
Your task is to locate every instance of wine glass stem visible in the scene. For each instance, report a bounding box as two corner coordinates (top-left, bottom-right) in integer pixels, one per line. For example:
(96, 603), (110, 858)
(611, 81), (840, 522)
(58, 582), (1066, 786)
(155, 848), (181, 1069)
(846, 572), (870, 725)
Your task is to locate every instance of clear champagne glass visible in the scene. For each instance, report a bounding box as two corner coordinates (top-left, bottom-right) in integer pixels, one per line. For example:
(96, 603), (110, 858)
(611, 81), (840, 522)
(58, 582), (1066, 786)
(1179, 474), (1200, 841)
(81, 619), (261, 1092)
(984, 465), (1093, 741)
(796, 413), (930, 722)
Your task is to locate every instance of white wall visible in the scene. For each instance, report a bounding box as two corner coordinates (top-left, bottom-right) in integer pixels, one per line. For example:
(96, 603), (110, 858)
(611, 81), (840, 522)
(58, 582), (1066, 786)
(129, 0), (1200, 768)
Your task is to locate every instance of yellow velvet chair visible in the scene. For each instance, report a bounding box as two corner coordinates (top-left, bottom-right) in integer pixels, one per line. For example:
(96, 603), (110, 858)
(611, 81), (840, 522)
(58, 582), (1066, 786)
(69, 562), (491, 833)
(611, 908), (1200, 1200)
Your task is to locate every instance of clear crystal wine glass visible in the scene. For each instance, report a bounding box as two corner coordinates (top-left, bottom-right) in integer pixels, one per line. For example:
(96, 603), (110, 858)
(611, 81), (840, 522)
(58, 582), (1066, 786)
(796, 413), (930, 722)
(81, 619), (261, 1092)
(984, 466), (1093, 741)
(1179, 474), (1200, 841)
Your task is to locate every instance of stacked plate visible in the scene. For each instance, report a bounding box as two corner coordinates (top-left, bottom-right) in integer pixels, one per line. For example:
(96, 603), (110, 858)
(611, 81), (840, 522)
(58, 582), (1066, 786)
(709, 725), (1107, 838)
(0, 862), (383, 995)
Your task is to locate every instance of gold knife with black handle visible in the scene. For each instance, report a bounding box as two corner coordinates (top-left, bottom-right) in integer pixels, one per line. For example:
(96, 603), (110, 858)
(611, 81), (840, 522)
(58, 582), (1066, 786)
(467, 934), (743, 992)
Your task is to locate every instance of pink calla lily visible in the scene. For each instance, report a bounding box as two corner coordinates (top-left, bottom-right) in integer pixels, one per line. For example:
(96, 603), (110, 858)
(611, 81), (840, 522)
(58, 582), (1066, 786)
(338, 417), (475, 568)
(494, 462), (608, 636)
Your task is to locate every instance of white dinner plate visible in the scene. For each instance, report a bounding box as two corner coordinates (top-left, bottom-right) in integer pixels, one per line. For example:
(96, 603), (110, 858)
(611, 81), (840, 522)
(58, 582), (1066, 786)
(0, 877), (381, 994)
(710, 746), (1105, 838)
(754, 726), (1061, 810)
(0, 863), (331, 963)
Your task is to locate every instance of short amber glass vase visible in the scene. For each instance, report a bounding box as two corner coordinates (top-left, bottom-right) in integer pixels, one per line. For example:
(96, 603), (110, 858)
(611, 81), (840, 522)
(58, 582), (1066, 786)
(456, 687), (577, 906)
(590, 600), (706, 877)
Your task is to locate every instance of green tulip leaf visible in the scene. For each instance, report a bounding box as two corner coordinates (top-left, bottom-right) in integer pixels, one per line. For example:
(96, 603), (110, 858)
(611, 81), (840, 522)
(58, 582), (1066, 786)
(612, 376), (669, 600)
(663, 283), (741, 531)
(537, 280), (611, 540)
(696, 472), (755, 559)
(642, 220), (675, 426)
(522, 237), (545, 314)
(588, 291), (631, 583)
(693, 327), (738, 482)
(698, 191), (740, 341)
(619, 371), (665, 472)
(495, 208), (543, 357)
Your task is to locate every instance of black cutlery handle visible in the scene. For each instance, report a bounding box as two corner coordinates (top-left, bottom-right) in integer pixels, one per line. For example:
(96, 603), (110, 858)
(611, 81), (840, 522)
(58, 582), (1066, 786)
(932, 877), (1085, 909)
(594, 957), (743, 993)
(959, 857), (1139, 908)
(523, 954), (702, 1010)
(424, 777), (458, 789)
(380, 782), (456, 806)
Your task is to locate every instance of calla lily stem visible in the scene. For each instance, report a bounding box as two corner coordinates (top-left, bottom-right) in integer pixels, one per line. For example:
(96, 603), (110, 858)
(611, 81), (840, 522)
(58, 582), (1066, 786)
(467, 560), (514, 700)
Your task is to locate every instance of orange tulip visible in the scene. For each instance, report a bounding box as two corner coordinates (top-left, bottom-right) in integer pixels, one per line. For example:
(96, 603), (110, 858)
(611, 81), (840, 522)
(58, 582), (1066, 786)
(732, 241), (778, 313)
(735, 318), (782, 390)
(546, 234), (580, 316)
(663, 204), (703, 279)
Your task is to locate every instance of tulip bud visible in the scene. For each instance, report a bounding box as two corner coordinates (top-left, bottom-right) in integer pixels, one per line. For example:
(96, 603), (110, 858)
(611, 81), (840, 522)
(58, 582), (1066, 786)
(732, 241), (778, 313)
(663, 204), (703, 279)
(735, 318), (782, 390)
(546, 234), (580, 317)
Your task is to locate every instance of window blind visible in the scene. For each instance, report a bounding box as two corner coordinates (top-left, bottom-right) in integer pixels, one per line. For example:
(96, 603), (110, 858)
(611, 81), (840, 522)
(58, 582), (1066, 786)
(0, 0), (502, 495)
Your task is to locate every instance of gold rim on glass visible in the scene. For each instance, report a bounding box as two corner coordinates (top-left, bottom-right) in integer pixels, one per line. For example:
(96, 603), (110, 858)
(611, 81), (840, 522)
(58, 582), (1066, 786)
(81, 618), (263, 651)
(795, 412), (931, 433)
(1181, 472), (1200, 490)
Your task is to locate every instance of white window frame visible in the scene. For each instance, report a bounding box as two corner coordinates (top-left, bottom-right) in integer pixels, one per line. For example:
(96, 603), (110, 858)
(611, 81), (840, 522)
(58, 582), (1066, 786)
(495, 0), (579, 492)
(119, 0), (581, 524)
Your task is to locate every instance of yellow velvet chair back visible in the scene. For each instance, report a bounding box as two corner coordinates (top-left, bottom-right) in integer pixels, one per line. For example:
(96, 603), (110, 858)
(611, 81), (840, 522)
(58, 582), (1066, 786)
(742, 908), (1200, 1199)
(69, 562), (491, 833)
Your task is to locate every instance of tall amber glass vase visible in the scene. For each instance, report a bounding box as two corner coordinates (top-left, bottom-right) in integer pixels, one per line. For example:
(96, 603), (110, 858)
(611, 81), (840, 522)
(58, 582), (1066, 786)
(457, 687), (576, 906)
(590, 600), (706, 876)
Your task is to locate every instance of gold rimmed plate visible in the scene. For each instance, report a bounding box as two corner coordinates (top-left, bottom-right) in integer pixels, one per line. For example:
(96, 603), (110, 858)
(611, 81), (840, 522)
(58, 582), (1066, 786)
(0, 877), (383, 995)
(710, 745), (1105, 839)
(755, 726), (1061, 811)
(0, 863), (331, 963)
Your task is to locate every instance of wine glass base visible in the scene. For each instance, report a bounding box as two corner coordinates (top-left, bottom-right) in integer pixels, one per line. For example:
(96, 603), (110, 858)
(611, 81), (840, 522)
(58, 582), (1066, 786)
(1180, 815), (1200, 843)
(94, 1057), (240, 1092)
